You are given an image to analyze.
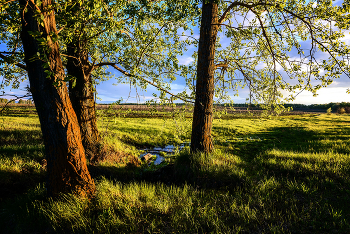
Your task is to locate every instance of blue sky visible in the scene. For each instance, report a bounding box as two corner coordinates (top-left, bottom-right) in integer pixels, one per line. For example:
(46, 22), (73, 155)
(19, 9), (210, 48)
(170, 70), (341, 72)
(1, 3), (349, 105)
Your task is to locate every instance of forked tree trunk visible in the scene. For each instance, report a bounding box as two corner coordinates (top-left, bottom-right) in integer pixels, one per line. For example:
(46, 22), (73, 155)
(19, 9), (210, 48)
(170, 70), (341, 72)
(66, 41), (102, 162)
(191, 0), (219, 153)
(20, 0), (95, 197)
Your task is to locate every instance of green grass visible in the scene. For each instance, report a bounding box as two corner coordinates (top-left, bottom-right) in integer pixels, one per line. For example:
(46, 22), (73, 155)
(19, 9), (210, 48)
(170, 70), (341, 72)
(1, 107), (350, 233)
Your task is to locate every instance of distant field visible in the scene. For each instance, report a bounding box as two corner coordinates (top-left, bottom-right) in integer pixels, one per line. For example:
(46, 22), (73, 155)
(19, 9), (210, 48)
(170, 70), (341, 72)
(1, 106), (350, 233)
(0, 103), (327, 118)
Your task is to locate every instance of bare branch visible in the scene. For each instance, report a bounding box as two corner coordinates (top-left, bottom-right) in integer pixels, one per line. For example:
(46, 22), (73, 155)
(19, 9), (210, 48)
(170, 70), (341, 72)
(92, 62), (194, 103)
(0, 93), (32, 113)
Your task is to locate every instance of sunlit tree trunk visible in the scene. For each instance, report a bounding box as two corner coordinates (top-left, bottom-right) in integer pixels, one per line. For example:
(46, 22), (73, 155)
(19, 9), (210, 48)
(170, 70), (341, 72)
(191, 0), (219, 153)
(20, 0), (95, 197)
(66, 41), (102, 162)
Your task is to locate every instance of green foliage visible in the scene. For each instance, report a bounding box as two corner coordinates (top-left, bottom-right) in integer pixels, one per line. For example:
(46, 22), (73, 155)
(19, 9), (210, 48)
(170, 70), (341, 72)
(1, 0), (199, 105)
(327, 107), (332, 115)
(183, 0), (350, 111)
(0, 0), (26, 89)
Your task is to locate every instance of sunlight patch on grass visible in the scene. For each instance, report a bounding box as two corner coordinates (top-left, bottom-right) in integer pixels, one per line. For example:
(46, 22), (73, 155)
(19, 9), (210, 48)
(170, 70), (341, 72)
(264, 148), (350, 176)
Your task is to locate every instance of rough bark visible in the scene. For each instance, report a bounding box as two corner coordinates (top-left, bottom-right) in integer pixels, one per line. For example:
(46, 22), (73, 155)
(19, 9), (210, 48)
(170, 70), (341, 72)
(20, 0), (95, 197)
(66, 41), (102, 162)
(191, 0), (219, 153)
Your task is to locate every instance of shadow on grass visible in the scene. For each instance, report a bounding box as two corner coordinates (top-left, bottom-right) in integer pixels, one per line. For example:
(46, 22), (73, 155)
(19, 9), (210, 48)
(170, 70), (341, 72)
(0, 129), (46, 202)
(0, 129), (45, 167)
(0, 170), (46, 202)
(89, 158), (245, 191)
(0, 129), (43, 146)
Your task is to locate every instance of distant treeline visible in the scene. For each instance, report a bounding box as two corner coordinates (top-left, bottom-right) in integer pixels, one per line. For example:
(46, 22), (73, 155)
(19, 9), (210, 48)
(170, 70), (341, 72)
(0, 98), (33, 104)
(215, 102), (350, 109)
(283, 102), (350, 110)
(97, 102), (350, 110)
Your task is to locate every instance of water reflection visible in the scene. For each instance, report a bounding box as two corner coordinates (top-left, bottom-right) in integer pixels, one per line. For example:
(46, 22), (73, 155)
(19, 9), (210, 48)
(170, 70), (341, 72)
(139, 143), (189, 165)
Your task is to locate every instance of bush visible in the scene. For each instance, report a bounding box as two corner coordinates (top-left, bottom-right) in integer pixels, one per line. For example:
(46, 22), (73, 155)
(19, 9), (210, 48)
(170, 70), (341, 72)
(17, 99), (33, 104)
(327, 107), (332, 115)
(0, 98), (8, 103)
(345, 106), (350, 113)
(338, 107), (346, 114)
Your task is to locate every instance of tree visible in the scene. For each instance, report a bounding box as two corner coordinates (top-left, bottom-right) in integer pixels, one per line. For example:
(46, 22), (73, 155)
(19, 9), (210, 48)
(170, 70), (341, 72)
(190, 0), (350, 153)
(191, 0), (218, 153)
(1, 0), (198, 162)
(66, 38), (102, 161)
(18, 0), (95, 197)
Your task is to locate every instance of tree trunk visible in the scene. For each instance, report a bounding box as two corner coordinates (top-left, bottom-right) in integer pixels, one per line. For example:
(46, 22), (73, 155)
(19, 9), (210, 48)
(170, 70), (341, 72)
(66, 41), (102, 162)
(20, 0), (95, 197)
(191, 0), (219, 153)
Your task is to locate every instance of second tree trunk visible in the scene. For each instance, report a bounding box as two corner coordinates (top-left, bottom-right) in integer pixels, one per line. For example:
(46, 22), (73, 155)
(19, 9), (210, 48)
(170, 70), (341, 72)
(66, 41), (102, 162)
(191, 0), (219, 153)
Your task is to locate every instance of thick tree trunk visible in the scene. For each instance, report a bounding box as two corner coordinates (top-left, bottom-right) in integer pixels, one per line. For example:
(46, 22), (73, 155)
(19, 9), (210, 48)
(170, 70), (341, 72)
(66, 41), (102, 162)
(20, 0), (95, 197)
(191, 1), (219, 153)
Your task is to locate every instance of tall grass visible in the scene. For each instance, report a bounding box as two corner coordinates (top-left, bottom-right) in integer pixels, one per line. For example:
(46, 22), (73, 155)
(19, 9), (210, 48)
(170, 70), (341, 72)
(1, 107), (350, 233)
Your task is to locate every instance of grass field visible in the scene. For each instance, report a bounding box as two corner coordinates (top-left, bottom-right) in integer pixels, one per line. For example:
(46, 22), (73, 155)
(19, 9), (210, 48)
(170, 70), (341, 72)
(0, 106), (350, 233)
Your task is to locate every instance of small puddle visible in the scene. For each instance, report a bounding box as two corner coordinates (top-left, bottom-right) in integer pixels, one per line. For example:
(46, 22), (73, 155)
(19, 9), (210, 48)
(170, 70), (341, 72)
(139, 143), (189, 165)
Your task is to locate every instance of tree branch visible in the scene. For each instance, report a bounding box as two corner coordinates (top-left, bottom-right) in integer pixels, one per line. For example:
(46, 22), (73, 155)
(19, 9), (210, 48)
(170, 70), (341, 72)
(219, 2), (266, 24)
(0, 52), (27, 70)
(135, 23), (166, 68)
(92, 62), (194, 103)
(0, 93), (32, 113)
(0, 0), (16, 9)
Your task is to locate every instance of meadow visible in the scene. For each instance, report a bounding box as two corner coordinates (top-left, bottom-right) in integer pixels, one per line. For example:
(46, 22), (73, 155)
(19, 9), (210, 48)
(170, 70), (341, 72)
(0, 105), (350, 233)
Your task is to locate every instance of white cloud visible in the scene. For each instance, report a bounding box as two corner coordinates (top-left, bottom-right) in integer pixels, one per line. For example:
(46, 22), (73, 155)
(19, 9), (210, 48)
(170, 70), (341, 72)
(283, 87), (350, 104)
(340, 30), (350, 44)
(178, 56), (194, 65)
(170, 84), (185, 90)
